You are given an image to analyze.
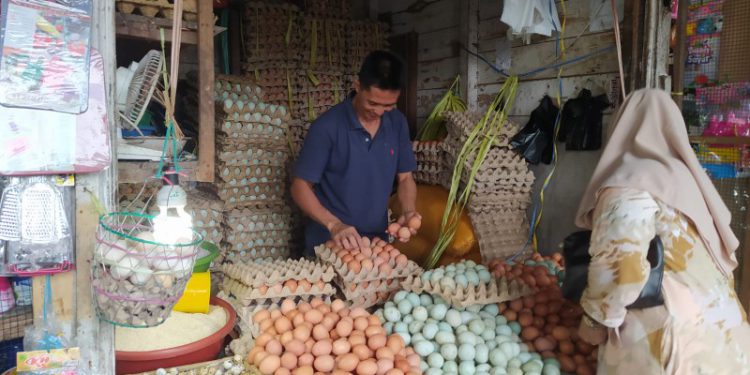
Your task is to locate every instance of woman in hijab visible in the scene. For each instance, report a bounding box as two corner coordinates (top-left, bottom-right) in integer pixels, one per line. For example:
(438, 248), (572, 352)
(574, 89), (750, 374)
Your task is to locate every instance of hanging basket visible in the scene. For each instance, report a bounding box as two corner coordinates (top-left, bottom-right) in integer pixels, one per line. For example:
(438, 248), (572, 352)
(91, 212), (203, 328)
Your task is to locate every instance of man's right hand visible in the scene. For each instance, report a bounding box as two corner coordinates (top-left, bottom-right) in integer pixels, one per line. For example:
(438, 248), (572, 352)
(327, 221), (364, 250)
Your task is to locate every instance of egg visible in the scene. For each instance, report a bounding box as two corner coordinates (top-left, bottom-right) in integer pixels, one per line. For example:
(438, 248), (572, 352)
(304, 309), (323, 324)
(552, 326), (570, 341)
(356, 359), (378, 375)
(311, 340), (332, 356)
(313, 355), (335, 372)
(98, 238), (128, 263)
(354, 317), (369, 331)
(256, 333), (273, 348)
(387, 223), (400, 234)
(130, 266), (153, 285)
(284, 339), (305, 356)
(351, 307), (368, 318)
(336, 353), (359, 372)
(312, 324), (330, 341)
(274, 317), (292, 334)
(275, 369), (291, 375)
(280, 352), (297, 370)
(397, 227), (411, 240)
(368, 334), (387, 351)
(352, 344), (372, 361)
(386, 335), (405, 353)
(349, 333), (367, 347)
(298, 280), (312, 292)
(361, 259), (374, 272)
(336, 318), (353, 337)
(348, 260), (362, 273)
(110, 256), (140, 280)
(377, 358), (394, 374)
(298, 354), (314, 367)
(375, 347), (394, 360)
(284, 280), (298, 293)
(279, 332), (293, 345)
(395, 254), (408, 266)
(331, 299), (346, 312)
(534, 336), (555, 352)
(259, 355), (281, 375)
(265, 340), (282, 356)
(365, 325), (385, 337)
(332, 338), (351, 355)
(291, 366), (314, 375)
(292, 313), (305, 327)
(293, 326), (311, 342)
(407, 216), (422, 230)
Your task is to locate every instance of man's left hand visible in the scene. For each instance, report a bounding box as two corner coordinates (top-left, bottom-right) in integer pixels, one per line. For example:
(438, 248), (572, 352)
(396, 210), (422, 241)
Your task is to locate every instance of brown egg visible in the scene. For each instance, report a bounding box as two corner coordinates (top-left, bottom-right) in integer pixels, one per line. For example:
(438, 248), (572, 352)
(275, 368), (291, 375)
(541, 350), (556, 359)
(338, 307), (351, 317)
(259, 355), (281, 375)
(384, 370), (404, 375)
(509, 299), (523, 312)
(299, 280), (312, 292)
(284, 339), (305, 357)
(298, 302), (312, 313)
(504, 310), (518, 321)
(316, 302), (331, 314)
(264, 340), (282, 356)
(350, 307), (368, 318)
(349, 332), (366, 346)
(395, 254), (408, 266)
(353, 344), (373, 360)
(386, 335), (404, 353)
(397, 227), (411, 240)
(269, 309), (282, 320)
(298, 353), (314, 367)
(254, 351), (269, 366)
(314, 355), (335, 373)
(312, 324), (330, 341)
(558, 340), (575, 355)
(305, 309), (324, 324)
(374, 347), (394, 361)
(518, 312), (534, 327)
(292, 366), (314, 375)
(354, 317), (369, 331)
(336, 353), (360, 372)
(577, 365), (594, 375)
(356, 359), (378, 375)
(246, 346), (262, 364)
(533, 337), (555, 352)
(253, 309), (271, 323)
(285, 280), (298, 293)
(348, 260), (363, 273)
(312, 339), (333, 356)
(336, 318), (354, 337)
(552, 326), (570, 341)
(576, 340), (595, 355)
(367, 315), (381, 327)
(331, 299), (346, 313)
(368, 334), (387, 351)
(280, 331), (294, 345)
(355, 254), (366, 262)
(342, 254), (354, 263)
(573, 354), (587, 365)
(256, 333), (273, 348)
(559, 354), (577, 372)
(388, 223), (400, 234)
(521, 326), (541, 341)
(280, 352), (297, 370)
(293, 326), (311, 342)
(274, 317), (292, 334)
(533, 304), (550, 317)
(406, 354), (420, 368)
(378, 251), (391, 261)
(361, 247), (373, 257)
(394, 357), (411, 372)
(260, 319), (274, 332)
(332, 338), (351, 355)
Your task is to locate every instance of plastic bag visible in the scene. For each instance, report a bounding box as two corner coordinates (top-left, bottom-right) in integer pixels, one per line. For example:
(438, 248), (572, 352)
(501, 0), (562, 39)
(510, 95), (560, 164)
(0, 0), (93, 113)
(0, 49), (111, 175)
(558, 89), (609, 151)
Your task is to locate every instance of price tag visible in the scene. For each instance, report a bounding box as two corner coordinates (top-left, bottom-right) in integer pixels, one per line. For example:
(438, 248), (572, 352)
(16, 347), (80, 374)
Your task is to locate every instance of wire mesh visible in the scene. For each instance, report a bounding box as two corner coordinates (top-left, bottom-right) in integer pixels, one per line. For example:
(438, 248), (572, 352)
(692, 141), (750, 298)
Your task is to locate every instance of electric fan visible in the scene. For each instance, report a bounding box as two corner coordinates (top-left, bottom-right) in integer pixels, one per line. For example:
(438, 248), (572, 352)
(116, 50), (163, 131)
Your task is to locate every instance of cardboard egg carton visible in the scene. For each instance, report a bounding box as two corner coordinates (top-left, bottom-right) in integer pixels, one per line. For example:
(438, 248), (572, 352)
(401, 274), (533, 308)
(222, 247), (290, 262)
(315, 245), (423, 283)
(222, 278), (336, 306)
(217, 105), (291, 124)
(224, 209), (292, 232)
(221, 258), (334, 287)
(196, 227), (223, 245)
(224, 231), (291, 247)
(215, 74), (264, 96)
(217, 165), (287, 182)
(344, 290), (395, 309)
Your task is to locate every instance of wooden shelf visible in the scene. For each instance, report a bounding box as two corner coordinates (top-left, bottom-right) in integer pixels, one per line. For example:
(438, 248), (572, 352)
(689, 136), (750, 145)
(116, 12), (226, 45)
(118, 160), (198, 184)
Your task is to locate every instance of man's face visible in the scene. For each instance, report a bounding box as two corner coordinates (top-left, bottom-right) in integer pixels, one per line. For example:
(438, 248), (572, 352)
(353, 81), (401, 123)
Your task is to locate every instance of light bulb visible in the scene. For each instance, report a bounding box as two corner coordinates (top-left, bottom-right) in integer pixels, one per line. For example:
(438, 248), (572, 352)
(152, 167), (193, 246)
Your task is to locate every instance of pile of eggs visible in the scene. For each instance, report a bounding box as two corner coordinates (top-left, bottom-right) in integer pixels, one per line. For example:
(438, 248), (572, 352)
(418, 260), (493, 289)
(376, 291), (562, 375)
(386, 215), (422, 242)
(247, 298), (422, 375)
(325, 237), (411, 276)
(487, 254), (564, 289)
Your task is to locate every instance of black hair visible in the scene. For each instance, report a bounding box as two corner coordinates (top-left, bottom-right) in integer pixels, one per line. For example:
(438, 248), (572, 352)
(358, 50), (405, 91)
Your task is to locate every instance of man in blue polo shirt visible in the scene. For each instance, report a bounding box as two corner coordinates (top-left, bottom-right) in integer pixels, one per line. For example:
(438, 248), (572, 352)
(291, 50), (420, 255)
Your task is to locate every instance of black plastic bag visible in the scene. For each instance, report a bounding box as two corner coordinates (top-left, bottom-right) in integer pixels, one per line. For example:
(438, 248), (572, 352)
(510, 95), (559, 165)
(558, 89), (610, 151)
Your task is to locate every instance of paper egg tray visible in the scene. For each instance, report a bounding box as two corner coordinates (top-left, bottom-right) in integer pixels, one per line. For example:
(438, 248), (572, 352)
(116, 0), (197, 21)
(315, 245), (423, 283)
(196, 227), (223, 245)
(223, 230), (291, 247)
(222, 278), (336, 306)
(219, 101), (291, 123)
(401, 274), (533, 308)
(222, 247), (290, 263)
(216, 165), (287, 183)
(468, 207), (528, 226)
(215, 74), (265, 95)
(337, 277), (403, 299)
(216, 120), (287, 139)
(221, 258), (334, 287)
(303, 0), (352, 18)
(345, 290), (395, 309)
(224, 209), (292, 229)
(216, 149), (288, 167)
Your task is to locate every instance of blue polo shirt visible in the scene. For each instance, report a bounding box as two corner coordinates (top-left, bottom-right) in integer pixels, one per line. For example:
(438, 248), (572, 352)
(294, 95), (417, 255)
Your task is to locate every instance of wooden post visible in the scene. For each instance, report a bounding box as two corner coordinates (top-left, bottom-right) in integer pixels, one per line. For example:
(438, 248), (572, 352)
(74, 1), (117, 373)
(197, 0), (215, 183)
(459, 0), (479, 112)
(672, 0), (688, 108)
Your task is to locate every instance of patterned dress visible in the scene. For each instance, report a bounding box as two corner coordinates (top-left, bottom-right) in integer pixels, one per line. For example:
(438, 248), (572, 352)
(580, 188), (750, 374)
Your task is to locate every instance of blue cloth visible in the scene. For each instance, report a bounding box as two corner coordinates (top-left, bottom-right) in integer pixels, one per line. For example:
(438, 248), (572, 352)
(294, 95), (417, 255)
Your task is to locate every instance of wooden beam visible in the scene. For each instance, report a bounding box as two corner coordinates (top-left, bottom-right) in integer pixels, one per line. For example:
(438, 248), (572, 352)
(115, 12), (226, 45)
(672, 0), (688, 108)
(197, 0), (215, 183)
(77, 2), (117, 373)
(460, 0), (479, 112)
(32, 273), (75, 325)
(118, 160), (199, 184)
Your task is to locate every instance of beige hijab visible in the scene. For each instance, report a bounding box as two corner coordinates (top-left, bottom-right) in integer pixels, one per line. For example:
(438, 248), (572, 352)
(575, 89), (739, 276)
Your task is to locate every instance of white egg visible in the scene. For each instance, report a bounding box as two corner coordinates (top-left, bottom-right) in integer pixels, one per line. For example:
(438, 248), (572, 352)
(130, 266), (153, 285)
(98, 238), (128, 264)
(111, 256), (140, 280)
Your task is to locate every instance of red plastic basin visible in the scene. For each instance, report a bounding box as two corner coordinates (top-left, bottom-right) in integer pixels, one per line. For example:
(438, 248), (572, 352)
(115, 296), (237, 375)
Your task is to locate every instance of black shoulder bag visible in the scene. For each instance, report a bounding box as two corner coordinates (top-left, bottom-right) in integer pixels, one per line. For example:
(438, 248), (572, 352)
(560, 231), (665, 309)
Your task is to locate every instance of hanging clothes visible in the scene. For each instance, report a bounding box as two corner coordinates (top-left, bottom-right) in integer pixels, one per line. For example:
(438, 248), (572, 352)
(558, 88), (610, 151)
(510, 95), (559, 165)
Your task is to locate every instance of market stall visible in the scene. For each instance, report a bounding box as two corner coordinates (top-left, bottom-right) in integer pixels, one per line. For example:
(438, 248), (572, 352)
(0, 0), (747, 374)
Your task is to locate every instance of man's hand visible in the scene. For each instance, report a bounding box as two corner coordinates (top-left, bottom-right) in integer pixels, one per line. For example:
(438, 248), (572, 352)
(578, 315), (607, 346)
(328, 221), (364, 250)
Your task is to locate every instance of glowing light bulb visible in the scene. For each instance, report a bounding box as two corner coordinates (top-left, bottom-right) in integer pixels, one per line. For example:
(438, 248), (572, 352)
(152, 167), (193, 245)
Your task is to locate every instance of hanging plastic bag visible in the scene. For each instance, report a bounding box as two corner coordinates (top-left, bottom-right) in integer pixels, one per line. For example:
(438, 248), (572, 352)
(510, 95), (560, 164)
(24, 276), (74, 352)
(501, 0), (561, 39)
(558, 89), (610, 151)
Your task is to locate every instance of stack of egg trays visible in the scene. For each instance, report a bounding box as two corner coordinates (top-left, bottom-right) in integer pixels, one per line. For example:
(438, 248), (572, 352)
(221, 208), (294, 262)
(400, 272), (533, 308)
(242, 2), (302, 65)
(185, 189), (224, 246)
